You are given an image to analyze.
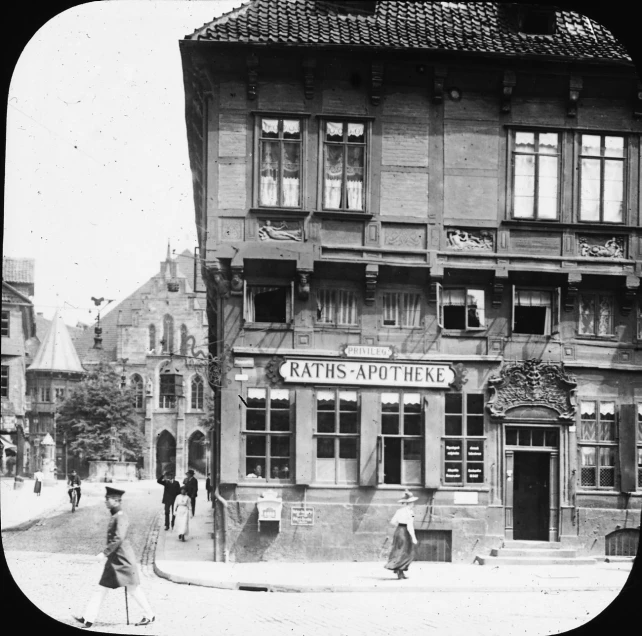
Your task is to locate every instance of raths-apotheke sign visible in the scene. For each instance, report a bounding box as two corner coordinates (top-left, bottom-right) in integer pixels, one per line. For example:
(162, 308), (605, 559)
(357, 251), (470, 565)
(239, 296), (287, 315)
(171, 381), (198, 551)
(278, 358), (455, 388)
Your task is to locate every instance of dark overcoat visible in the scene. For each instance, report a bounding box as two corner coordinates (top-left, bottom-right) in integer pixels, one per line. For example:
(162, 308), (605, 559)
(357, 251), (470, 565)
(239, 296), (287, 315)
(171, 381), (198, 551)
(98, 508), (140, 589)
(184, 476), (198, 499)
(157, 477), (181, 505)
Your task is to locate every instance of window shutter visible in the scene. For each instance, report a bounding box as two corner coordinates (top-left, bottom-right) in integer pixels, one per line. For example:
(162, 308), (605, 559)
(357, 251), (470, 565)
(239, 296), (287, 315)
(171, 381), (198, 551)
(511, 285), (516, 333)
(552, 287), (561, 335)
(436, 282), (443, 329)
(376, 436), (383, 484)
(424, 395), (442, 489)
(242, 279), (248, 322)
(618, 404), (637, 493)
(289, 281), (295, 323)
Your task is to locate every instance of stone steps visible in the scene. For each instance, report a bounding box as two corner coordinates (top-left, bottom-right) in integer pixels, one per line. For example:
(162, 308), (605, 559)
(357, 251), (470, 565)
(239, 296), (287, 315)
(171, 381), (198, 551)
(476, 540), (597, 566)
(490, 547), (578, 558)
(476, 555), (597, 566)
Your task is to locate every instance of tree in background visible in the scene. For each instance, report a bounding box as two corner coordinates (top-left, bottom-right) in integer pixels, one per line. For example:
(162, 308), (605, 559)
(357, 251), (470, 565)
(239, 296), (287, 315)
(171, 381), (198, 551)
(57, 362), (146, 462)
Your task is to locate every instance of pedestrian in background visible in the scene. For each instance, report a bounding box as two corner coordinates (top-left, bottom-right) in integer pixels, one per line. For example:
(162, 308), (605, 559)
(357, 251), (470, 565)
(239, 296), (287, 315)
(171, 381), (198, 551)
(384, 490), (418, 580)
(73, 486), (155, 629)
(33, 469), (44, 496)
(206, 473), (212, 501)
(174, 486), (190, 541)
(67, 469), (82, 507)
(157, 472), (181, 531)
(183, 469), (198, 516)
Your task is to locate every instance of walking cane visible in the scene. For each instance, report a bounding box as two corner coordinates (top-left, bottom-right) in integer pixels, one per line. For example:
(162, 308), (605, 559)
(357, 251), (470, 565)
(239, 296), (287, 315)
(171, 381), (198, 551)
(125, 587), (129, 625)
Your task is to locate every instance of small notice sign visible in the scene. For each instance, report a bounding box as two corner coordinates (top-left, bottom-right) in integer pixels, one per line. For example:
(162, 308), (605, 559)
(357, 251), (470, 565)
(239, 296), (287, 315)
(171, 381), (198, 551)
(291, 507), (314, 526)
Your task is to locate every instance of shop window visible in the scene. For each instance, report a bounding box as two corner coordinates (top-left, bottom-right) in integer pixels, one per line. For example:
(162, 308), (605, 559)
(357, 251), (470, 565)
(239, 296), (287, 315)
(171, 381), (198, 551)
(578, 293), (614, 337)
(0, 365), (8, 398)
(316, 288), (358, 326)
(258, 117), (303, 208)
(381, 292), (422, 328)
(443, 393), (485, 486)
(131, 374), (144, 409)
(511, 131), (560, 220)
(315, 390), (359, 484)
(512, 287), (560, 335)
(244, 283), (293, 324)
(322, 120), (367, 211)
(191, 374), (204, 410)
(379, 392), (422, 485)
(148, 324), (156, 352)
(579, 401), (617, 489)
(162, 315), (174, 353)
(180, 325), (188, 356)
(579, 134), (625, 223)
(436, 286), (485, 330)
(1, 311), (9, 337)
(244, 388), (291, 481)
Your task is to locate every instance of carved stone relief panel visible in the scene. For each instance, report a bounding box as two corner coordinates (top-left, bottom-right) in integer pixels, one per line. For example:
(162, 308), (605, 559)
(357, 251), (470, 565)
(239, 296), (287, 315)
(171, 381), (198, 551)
(220, 218), (245, 242)
(257, 219), (303, 242)
(577, 235), (626, 259)
(446, 228), (494, 251)
(382, 224), (426, 249)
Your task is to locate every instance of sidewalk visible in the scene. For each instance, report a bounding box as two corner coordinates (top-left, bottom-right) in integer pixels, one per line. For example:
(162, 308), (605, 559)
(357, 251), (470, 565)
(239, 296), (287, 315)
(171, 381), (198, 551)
(153, 500), (635, 594)
(0, 477), (68, 531)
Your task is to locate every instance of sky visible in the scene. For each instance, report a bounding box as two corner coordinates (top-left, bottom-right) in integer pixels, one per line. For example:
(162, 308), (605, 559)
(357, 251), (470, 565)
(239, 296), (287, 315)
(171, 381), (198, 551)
(4, 0), (245, 328)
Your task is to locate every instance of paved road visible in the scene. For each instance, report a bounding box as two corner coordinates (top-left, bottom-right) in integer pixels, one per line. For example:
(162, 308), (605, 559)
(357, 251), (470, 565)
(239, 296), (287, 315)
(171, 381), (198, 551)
(1, 481), (633, 636)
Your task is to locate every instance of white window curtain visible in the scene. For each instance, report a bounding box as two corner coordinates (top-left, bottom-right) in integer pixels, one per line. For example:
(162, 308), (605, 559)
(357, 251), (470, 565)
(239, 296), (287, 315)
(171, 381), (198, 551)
(260, 176), (278, 206)
(516, 290), (552, 334)
(443, 289), (466, 306)
(347, 123), (364, 138)
(282, 178), (299, 207)
(597, 296), (613, 336)
(401, 293), (421, 327)
(317, 289), (335, 323)
(261, 119), (278, 135)
(381, 392), (400, 406)
(283, 120), (300, 135)
(245, 286), (280, 322)
(337, 290), (357, 325)
(326, 122), (343, 137)
(382, 293), (399, 326)
(346, 180), (363, 210)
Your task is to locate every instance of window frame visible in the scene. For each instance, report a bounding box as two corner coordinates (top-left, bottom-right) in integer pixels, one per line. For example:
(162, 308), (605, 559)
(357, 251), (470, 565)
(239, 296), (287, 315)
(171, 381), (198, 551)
(442, 392), (486, 487)
(315, 286), (360, 328)
(242, 387), (293, 483)
(1, 311), (9, 337)
(148, 324), (156, 352)
(190, 374), (204, 411)
(314, 388), (360, 485)
(577, 133), (626, 225)
(637, 403), (642, 491)
(577, 292), (616, 339)
(243, 279), (294, 326)
(378, 391), (424, 486)
(159, 373), (178, 409)
(509, 129), (562, 221)
(379, 290), (424, 329)
(130, 374), (145, 410)
(0, 365), (8, 398)
(436, 284), (487, 331)
(318, 117), (371, 213)
(578, 399), (618, 491)
(254, 114), (307, 209)
(162, 315), (174, 354)
(511, 286), (561, 336)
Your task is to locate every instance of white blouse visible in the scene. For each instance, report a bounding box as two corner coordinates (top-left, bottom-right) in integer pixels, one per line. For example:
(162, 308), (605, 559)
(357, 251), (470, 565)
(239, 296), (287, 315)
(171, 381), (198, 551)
(390, 506), (415, 526)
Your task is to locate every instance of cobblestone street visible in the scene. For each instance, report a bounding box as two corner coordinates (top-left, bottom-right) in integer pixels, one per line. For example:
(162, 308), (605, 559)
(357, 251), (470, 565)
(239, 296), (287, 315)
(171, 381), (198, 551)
(2, 481), (630, 636)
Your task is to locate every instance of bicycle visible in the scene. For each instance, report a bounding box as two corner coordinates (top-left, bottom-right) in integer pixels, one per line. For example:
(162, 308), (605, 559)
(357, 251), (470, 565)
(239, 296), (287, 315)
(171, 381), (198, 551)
(69, 485), (80, 512)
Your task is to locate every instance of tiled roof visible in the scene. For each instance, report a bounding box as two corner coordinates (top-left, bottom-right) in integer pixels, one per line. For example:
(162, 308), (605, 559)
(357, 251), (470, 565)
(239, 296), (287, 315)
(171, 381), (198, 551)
(185, 1), (630, 63)
(2, 282), (33, 305)
(2, 258), (35, 285)
(28, 310), (85, 374)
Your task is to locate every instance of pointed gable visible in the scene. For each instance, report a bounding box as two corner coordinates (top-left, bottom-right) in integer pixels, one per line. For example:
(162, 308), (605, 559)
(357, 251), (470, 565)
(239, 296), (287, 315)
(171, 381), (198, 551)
(28, 309), (85, 373)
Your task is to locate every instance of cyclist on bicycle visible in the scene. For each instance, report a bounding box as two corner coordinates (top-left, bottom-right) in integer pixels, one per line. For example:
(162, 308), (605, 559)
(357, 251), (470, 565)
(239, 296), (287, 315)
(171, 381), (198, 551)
(67, 470), (82, 506)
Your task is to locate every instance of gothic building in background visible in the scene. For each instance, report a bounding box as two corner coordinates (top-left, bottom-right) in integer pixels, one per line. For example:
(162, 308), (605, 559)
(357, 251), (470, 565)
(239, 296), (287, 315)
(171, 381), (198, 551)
(180, 1), (641, 563)
(74, 248), (212, 479)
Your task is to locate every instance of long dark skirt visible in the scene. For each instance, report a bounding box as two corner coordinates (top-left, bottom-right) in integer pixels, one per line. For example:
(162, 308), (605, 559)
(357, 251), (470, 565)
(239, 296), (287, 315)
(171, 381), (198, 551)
(34, 481), (42, 495)
(384, 524), (415, 572)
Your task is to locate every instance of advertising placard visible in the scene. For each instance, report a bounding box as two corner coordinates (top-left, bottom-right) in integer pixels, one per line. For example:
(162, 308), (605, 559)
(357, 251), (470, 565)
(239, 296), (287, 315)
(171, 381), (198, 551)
(291, 507), (314, 526)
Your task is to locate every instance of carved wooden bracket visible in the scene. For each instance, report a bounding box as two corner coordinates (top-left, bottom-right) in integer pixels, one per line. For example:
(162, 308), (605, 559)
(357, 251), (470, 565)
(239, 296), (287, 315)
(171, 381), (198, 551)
(620, 275), (640, 316)
(492, 273), (508, 308)
(634, 82), (642, 119)
(501, 70), (517, 113)
(296, 269), (312, 301)
(230, 266), (244, 296)
(302, 58), (316, 100)
(247, 54), (259, 101)
(432, 65), (448, 104)
(567, 75), (583, 117)
(364, 264), (379, 306)
(370, 62), (384, 106)
(564, 272), (581, 312)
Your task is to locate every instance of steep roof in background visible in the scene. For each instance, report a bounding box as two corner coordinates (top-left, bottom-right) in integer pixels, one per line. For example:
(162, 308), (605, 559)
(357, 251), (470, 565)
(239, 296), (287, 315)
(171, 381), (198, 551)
(184, 1), (631, 64)
(2, 281), (33, 306)
(2, 257), (35, 285)
(27, 309), (85, 374)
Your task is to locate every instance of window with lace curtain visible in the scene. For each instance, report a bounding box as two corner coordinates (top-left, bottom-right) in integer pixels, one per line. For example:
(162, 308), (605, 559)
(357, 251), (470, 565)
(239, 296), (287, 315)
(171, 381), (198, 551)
(381, 292), (422, 328)
(258, 117), (302, 208)
(316, 288), (358, 326)
(322, 120), (367, 211)
(437, 287), (486, 330)
(578, 293), (614, 337)
(579, 400), (617, 489)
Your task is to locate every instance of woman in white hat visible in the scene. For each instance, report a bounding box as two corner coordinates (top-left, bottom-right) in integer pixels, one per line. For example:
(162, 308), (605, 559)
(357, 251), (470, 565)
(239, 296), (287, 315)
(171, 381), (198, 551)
(384, 490), (418, 579)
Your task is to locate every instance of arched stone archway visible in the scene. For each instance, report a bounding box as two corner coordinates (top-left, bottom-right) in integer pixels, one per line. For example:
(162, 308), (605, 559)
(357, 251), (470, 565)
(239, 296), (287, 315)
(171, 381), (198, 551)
(156, 430), (176, 479)
(188, 430), (206, 476)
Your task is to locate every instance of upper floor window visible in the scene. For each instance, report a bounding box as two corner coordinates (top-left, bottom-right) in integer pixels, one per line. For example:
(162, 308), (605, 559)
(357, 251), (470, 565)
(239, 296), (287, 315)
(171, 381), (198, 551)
(578, 293), (614, 337)
(512, 287), (560, 336)
(0, 365), (8, 398)
(512, 131), (560, 220)
(637, 404), (642, 490)
(323, 121), (366, 211)
(316, 288), (358, 326)
(381, 292), (422, 328)
(41, 387), (51, 402)
(244, 283), (293, 324)
(579, 134), (625, 223)
(162, 315), (174, 353)
(259, 117), (302, 208)
(180, 325), (188, 356)
(159, 372), (180, 409)
(1, 311), (9, 337)
(54, 388), (65, 401)
(579, 400), (617, 489)
(131, 374), (144, 409)
(148, 325), (156, 352)
(437, 287), (485, 330)
(191, 374), (204, 410)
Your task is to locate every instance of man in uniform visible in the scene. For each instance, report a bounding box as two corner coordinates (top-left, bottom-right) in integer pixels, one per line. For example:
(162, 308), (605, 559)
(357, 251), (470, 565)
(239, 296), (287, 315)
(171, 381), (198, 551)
(183, 469), (198, 517)
(73, 486), (155, 629)
(157, 471), (181, 530)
